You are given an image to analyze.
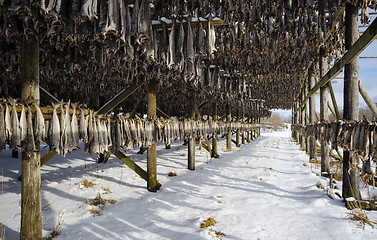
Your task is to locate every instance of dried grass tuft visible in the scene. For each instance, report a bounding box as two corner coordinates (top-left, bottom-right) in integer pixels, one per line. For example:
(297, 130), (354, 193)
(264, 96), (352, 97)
(347, 208), (377, 229)
(200, 217), (216, 229)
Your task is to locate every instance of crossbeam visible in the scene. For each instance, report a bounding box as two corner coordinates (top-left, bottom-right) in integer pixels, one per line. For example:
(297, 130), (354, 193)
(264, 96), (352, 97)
(298, 16), (377, 111)
(113, 150), (149, 182)
(97, 82), (144, 115)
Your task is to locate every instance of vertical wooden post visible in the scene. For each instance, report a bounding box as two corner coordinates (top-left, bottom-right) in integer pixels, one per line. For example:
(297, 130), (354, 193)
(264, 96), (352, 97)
(226, 104), (232, 151)
(188, 94), (196, 170)
(147, 78), (161, 192)
(211, 102), (219, 158)
(308, 66), (317, 160)
(304, 86), (309, 154)
(241, 110), (246, 144)
(299, 91), (305, 148)
(257, 103), (261, 137)
(343, 3), (361, 200)
(293, 102), (299, 140)
(236, 108), (241, 147)
(20, 36), (42, 240)
(319, 48), (330, 175)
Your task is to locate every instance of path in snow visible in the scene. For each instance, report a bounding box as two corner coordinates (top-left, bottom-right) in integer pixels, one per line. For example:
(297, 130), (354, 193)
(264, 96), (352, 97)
(1, 128), (377, 239)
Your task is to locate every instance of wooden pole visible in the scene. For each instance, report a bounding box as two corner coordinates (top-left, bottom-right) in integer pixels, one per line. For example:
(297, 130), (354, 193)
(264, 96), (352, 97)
(188, 94), (196, 170)
(308, 66), (317, 160)
(236, 109), (241, 147)
(211, 102), (219, 158)
(146, 78), (161, 192)
(293, 102), (299, 140)
(359, 80), (377, 118)
(319, 48), (330, 175)
(343, 3), (361, 200)
(242, 110), (246, 144)
(299, 92), (304, 148)
(20, 36), (42, 240)
(304, 84), (309, 153)
(226, 104), (232, 151)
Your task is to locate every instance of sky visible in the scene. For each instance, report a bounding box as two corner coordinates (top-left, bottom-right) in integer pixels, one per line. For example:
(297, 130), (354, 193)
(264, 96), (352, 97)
(273, 13), (377, 120)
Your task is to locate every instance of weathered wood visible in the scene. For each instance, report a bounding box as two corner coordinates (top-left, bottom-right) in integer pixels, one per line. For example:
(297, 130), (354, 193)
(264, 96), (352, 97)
(241, 111), (246, 144)
(319, 48), (330, 174)
(359, 80), (377, 118)
(188, 94), (196, 170)
(236, 109), (241, 147)
(211, 102), (219, 158)
(300, 15), (377, 111)
(97, 82), (144, 115)
(343, 4), (361, 201)
(129, 98), (143, 119)
(308, 66), (317, 160)
(328, 82), (341, 120)
(39, 86), (60, 104)
(157, 107), (170, 119)
(102, 151), (112, 163)
(113, 150), (149, 182)
(20, 36), (42, 240)
(40, 151), (58, 166)
(146, 78), (160, 192)
(226, 104), (232, 151)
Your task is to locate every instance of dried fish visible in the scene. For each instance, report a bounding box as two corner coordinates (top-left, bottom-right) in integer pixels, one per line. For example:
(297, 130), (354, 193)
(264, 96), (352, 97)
(24, 106), (36, 157)
(10, 100), (20, 150)
(34, 104), (46, 144)
(79, 108), (88, 142)
(49, 103), (61, 153)
(19, 105), (27, 143)
(85, 110), (94, 153)
(71, 103), (79, 149)
(4, 104), (11, 143)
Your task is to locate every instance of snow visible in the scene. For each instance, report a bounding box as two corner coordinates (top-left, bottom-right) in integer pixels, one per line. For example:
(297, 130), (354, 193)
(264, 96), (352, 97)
(1, 128), (377, 239)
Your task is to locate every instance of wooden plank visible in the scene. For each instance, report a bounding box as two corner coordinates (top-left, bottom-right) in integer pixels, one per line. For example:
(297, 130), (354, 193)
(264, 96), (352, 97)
(359, 80), (377, 118)
(113, 150), (149, 182)
(40, 151), (58, 166)
(39, 86), (60, 104)
(97, 82), (144, 115)
(300, 15), (377, 111)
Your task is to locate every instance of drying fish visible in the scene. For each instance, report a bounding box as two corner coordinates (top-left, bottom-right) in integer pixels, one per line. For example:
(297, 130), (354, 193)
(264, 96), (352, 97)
(89, 114), (99, 155)
(48, 102), (61, 153)
(34, 104), (46, 144)
(4, 103), (11, 142)
(19, 105), (27, 143)
(177, 21), (185, 71)
(168, 18), (176, 68)
(85, 110), (94, 153)
(10, 99), (20, 150)
(24, 106), (36, 157)
(79, 108), (88, 142)
(71, 103), (79, 149)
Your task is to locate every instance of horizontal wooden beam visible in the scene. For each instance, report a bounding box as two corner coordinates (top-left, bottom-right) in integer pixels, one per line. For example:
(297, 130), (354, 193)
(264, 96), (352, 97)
(113, 150), (148, 182)
(97, 82), (144, 115)
(299, 16), (377, 111)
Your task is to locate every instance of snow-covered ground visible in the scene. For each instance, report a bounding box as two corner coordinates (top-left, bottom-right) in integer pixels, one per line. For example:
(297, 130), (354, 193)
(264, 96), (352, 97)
(1, 128), (377, 240)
